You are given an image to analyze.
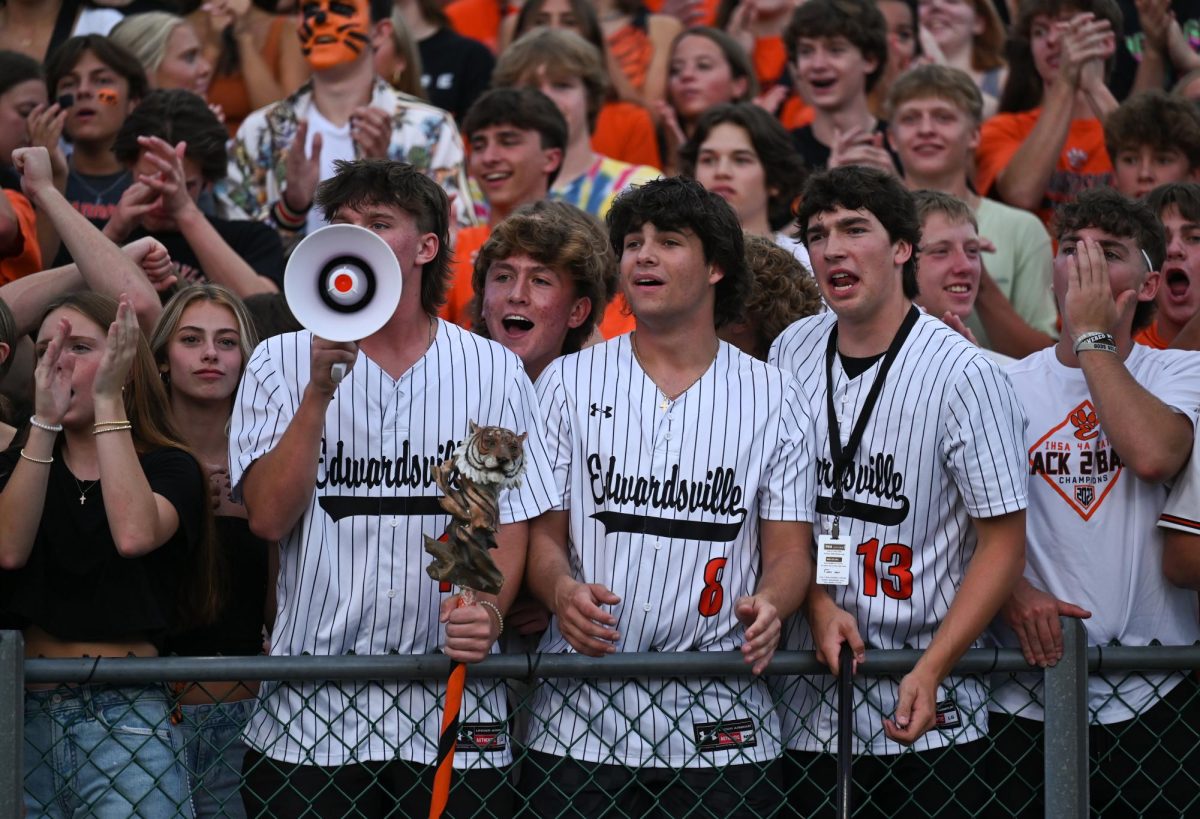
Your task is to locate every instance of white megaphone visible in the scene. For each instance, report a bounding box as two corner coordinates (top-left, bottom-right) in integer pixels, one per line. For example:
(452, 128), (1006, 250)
(284, 224), (402, 383)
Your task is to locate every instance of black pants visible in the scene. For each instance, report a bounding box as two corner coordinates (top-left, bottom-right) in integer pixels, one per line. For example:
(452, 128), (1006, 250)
(519, 750), (784, 818)
(987, 675), (1200, 818)
(779, 740), (989, 818)
(240, 748), (514, 818)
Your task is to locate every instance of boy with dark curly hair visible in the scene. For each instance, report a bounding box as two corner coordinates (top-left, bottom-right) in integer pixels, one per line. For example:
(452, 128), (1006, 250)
(990, 185), (1200, 817)
(521, 175), (816, 816)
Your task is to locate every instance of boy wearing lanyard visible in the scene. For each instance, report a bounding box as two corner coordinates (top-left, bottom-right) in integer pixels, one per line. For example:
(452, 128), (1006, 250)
(769, 165), (1028, 818)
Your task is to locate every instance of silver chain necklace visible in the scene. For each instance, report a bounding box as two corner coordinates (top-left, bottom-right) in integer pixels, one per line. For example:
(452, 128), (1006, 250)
(69, 168), (130, 205)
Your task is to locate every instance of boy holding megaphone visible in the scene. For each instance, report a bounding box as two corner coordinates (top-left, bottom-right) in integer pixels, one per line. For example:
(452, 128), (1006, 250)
(228, 158), (558, 817)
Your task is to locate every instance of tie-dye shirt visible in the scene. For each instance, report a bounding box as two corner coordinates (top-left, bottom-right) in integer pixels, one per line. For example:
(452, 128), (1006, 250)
(549, 155), (659, 220)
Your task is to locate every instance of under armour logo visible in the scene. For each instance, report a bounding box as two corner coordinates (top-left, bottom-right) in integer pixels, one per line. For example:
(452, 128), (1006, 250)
(590, 403), (613, 418)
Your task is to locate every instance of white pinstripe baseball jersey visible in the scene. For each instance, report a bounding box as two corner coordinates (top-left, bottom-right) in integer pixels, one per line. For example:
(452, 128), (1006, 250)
(991, 345), (1200, 724)
(769, 310), (1028, 755)
(228, 321), (557, 767)
(523, 336), (816, 767)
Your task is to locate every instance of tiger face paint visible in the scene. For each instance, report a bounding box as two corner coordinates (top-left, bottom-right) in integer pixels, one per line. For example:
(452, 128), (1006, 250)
(298, 0), (371, 71)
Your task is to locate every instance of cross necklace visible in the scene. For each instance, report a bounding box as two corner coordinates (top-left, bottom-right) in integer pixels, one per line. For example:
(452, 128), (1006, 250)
(74, 476), (98, 505)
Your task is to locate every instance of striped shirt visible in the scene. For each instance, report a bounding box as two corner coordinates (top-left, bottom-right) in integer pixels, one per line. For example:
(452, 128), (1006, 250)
(769, 310), (1028, 755)
(525, 336), (815, 767)
(229, 321), (557, 766)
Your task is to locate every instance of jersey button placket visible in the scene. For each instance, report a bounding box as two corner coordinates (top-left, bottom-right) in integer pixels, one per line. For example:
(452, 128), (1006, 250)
(383, 385), (403, 527)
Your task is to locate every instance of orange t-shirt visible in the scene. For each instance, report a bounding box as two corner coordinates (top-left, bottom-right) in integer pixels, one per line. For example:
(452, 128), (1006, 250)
(752, 36), (787, 88)
(1134, 320), (1170, 349)
(441, 224), (491, 329)
(598, 294), (636, 339)
(778, 95), (814, 131)
(593, 101), (662, 170)
(0, 190), (43, 284)
(445, 0), (502, 52)
(608, 23), (652, 92)
(976, 109), (1113, 231)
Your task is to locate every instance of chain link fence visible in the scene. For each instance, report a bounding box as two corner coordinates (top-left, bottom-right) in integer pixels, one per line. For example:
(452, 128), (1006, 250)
(3, 622), (1199, 818)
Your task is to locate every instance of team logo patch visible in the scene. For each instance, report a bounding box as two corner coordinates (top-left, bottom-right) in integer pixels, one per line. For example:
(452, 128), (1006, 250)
(934, 699), (962, 730)
(457, 722), (508, 752)
(1028, 399), (1123, 521)
(693, 718), (757, 752)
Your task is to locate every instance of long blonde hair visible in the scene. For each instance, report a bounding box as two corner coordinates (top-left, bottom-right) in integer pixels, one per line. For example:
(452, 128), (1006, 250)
(150, 284), (260, 384)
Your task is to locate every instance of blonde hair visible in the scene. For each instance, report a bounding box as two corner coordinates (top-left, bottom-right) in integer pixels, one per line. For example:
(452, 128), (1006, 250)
(109, 12), (189, 78)
(493, 28), (609, 133)
(737, 235), (822, 358)
(887, 64), (984, 123)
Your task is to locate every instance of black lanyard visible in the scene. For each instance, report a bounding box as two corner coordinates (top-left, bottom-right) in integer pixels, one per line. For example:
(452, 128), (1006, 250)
(824, 305), (919, 523)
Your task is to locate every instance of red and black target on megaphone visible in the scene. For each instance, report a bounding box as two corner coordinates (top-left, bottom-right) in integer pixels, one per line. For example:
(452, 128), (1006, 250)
(284, 224), (402, 382)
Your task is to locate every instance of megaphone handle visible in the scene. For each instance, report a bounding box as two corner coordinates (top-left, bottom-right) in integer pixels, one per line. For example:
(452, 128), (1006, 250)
(331, 362), (348, 383)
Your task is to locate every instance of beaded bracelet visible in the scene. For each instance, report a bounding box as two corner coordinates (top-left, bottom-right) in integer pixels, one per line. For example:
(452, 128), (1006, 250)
(93, 422), (133, 435)
(29, 416), (63, 433)
(19, 448), (53, 464)
(479, 600), (505, 637)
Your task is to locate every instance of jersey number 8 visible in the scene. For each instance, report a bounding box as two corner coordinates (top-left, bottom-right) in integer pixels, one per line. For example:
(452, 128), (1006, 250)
(697, 557), (728, 617)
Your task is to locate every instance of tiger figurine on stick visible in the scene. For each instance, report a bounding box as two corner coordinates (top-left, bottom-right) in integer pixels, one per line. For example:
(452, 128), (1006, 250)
(423, 421), (527, 595)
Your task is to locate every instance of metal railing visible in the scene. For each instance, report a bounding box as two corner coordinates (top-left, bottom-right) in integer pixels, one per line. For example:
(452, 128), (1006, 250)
(2, 620), (1197, 818)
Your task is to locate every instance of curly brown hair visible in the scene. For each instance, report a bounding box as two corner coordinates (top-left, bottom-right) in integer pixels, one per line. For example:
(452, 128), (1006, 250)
(726, 235), (823, 359)
(471, 201), (617, 355)
(1104, 90), (1200, 171)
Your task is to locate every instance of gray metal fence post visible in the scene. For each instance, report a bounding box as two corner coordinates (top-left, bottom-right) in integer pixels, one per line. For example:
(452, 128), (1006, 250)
(1043, 617), (1088, 819)
(0, 630), (24, 819)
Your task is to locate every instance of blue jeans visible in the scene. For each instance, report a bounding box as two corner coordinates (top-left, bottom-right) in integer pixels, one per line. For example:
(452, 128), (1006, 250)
(174, 698), (255, 818)
(24, 684), (194, 818)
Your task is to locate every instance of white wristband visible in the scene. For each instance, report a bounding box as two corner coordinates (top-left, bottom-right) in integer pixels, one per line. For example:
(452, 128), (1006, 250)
(1073, 331), (1118, 355)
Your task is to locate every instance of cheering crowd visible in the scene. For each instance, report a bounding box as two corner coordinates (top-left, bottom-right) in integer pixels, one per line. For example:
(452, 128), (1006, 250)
(1, 0), (1200, 816)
